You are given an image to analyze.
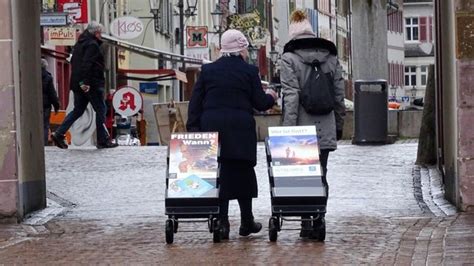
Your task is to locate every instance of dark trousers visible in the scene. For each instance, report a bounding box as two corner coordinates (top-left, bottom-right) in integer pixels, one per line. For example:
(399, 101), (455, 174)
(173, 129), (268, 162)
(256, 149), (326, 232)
(43, 107), (51, 144)
(320, 149), (330, 192)
(56, 88), (108, 144)
(219, 198), (254, 223)
(302, 149), (330, 223)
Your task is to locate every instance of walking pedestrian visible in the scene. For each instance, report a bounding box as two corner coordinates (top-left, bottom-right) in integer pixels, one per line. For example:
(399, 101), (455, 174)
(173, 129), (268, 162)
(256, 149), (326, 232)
(187, 29), (277, 240)
(51, 21), (118, 149)
(280, 10), (346, 238)
(41, 58), (60, 145)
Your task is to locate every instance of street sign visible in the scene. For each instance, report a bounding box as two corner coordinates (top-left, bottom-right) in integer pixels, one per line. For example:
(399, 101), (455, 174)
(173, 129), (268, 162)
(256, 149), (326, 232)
(110, 17), (144, 40)
(139, 82), (159, 95)
(40, 13), (68, 26)
(186, 26), (208, 48)
(112, 86), (143, 117)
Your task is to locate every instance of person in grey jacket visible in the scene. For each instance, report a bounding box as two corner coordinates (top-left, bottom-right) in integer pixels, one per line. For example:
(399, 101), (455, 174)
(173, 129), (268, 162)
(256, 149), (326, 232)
(280, 10), (346, 238)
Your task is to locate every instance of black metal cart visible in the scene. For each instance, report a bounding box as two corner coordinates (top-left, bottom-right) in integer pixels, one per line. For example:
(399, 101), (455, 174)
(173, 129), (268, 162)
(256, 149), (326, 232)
(165, 132), (221, 244)
(265, 126), (328, 242)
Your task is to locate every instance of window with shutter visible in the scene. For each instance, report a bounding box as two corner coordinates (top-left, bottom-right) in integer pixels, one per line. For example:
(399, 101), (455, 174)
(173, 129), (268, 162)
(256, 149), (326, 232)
(429, 17), (433, 42)
(421, 66), (428, 86)
(399, 64), (402, 87)
(399, 12), (403, 33)
(405, 17), (419, 41)
(420, 17), (427, 42)
(389, 63), (392, 85)
(405, 66), (417, 86)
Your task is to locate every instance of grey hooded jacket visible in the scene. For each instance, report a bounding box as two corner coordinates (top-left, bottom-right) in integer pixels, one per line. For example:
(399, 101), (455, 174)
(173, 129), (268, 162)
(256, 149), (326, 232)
(280, 38), (345, 150)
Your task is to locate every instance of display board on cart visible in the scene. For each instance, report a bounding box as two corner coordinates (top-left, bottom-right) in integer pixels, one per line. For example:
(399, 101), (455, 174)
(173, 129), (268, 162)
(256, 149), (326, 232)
(267, 126), (322, 177)
(167, 132), (219, 198)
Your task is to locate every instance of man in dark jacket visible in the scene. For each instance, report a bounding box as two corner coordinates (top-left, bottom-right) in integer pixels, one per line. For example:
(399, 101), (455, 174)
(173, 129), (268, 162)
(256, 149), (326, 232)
(187, 29), (277, 240)
(51, 21), (117, 149)
(41, 59), (60, 144)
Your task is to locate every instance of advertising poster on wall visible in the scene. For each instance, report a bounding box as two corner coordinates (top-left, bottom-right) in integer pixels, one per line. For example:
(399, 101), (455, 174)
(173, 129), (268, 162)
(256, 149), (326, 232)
(268, 126), (321, 177)
(167, 132), (219, 198)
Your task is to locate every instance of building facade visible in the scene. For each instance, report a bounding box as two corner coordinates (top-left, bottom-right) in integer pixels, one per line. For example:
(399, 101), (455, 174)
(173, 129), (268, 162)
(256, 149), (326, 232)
(403, 0), (434, 100)
(435, 0), (474, 210)
(387, 0), (405, 100)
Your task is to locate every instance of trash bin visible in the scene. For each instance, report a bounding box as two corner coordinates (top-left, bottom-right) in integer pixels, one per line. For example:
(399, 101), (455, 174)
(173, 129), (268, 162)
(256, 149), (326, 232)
(353, 80), (388, 144)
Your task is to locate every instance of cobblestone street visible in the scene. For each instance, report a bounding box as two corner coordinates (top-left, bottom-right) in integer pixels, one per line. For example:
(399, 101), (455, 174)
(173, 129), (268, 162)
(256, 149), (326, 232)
(1, 142), (473, 264)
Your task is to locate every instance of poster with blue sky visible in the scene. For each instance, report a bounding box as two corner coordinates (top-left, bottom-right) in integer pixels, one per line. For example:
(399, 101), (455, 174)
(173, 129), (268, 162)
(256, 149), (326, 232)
(268, 126), (322, 177)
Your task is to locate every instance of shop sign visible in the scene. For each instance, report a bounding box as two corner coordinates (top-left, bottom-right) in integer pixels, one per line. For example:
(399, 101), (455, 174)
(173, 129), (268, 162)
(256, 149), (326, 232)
(44, 27), (77, 46)
(186, 26), (208, 48)
(57, 0), (88, 24)
(227, 10), (268, 46)
(185, 48), (210, 64)
(110, 16), (144, 40)
(40, 13), (68, 26)
(113, 86), (143, 117)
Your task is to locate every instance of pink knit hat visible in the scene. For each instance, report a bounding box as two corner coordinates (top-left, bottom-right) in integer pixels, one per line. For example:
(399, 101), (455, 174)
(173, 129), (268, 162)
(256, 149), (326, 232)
(288, 10), (316, 40)
(220, 29), (249, 53)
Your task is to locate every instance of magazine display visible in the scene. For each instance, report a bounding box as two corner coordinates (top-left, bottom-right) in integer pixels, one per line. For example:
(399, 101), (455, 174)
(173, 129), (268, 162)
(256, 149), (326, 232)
(267, 126), (322, 177)
(167, 132), (219, 198)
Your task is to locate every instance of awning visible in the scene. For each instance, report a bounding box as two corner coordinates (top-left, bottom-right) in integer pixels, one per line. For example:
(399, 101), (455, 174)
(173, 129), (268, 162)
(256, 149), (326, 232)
(118, 68), (188, 83)
(41, 34), (204, 83)
(102, 34), (211, 65)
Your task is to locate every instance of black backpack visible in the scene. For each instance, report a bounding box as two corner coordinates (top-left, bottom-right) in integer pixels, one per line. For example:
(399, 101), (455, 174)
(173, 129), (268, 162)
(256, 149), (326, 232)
(299, 60), (336, 115)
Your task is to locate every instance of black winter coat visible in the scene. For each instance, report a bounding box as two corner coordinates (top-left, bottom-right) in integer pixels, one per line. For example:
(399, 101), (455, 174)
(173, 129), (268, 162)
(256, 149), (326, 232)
(70, 31), (105, 92)
(187, 56), (275, 166)
(42, 68), (60, 111)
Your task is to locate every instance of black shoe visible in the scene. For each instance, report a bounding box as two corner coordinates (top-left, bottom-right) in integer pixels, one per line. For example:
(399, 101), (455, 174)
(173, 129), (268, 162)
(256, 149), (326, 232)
(300, 220), (312, 238)
(220, 219), (230, 240)
(51, 133), (68, 149)
(96, 141), (119, 149)
(239, 221), (262, 236)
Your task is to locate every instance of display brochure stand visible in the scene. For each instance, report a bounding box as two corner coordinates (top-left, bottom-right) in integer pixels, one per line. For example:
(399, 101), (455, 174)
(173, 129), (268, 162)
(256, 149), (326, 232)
(265, 126), (327, 242)
(165, 132), (221, 244)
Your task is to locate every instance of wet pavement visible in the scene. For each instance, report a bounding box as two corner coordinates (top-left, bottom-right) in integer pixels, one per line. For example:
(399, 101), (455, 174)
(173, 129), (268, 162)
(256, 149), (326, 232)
(1, 141), (473, 264)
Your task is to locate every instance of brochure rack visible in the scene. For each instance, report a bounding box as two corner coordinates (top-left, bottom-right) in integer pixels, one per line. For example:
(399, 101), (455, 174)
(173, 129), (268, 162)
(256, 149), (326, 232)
(265, 126), (327, 241)
(165, 132), (221, 244)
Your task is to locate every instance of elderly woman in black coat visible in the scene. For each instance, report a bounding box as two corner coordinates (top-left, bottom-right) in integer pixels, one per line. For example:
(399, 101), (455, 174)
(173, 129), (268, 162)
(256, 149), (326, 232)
(187, 29), (277, 239)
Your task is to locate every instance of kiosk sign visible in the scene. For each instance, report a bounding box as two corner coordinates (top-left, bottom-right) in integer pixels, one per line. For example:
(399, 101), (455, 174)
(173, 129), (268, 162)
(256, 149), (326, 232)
(110, 16), (144, 40)
(112, 86), (143, 117)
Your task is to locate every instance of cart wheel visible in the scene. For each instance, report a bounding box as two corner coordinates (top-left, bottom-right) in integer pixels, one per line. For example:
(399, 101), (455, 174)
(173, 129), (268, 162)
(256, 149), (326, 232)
(208, 218), (213, 233)
(165, 219), (174, 244)
(173, 219), (179, 233)
(212, 219), (221, 243)
(312, 219), (326, 242)
(269, 217), (278, 242)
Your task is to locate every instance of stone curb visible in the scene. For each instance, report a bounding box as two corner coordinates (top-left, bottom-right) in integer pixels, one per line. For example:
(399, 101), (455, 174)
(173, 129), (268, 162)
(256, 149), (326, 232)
(414, 165), (457, 217)
(0, 191), (75, 251)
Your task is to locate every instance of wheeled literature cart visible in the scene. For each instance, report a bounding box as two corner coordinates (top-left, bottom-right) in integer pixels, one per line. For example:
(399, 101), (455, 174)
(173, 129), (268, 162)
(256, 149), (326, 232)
(165, 132), (221, 244)
(265, 126), (327, 241)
